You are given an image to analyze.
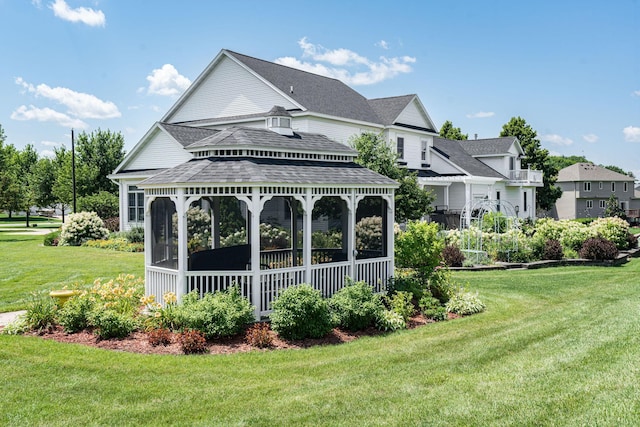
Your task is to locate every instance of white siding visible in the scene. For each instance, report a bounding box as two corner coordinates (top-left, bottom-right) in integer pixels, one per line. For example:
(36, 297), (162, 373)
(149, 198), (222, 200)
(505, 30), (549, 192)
(127, 130), (193, 170)
(169, 56), (297, 123)
(297, 117), (379, 145)
(396, 99), (431, 129)
(480, 157), (507, 176)
(448, 183), (467, 211)
(430, 153), (465, 175)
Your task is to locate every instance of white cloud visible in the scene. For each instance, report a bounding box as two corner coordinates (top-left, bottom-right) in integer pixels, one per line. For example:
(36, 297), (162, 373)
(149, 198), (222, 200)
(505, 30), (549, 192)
(145, 64), (191, 96)
(15, 77), (120, 119)
(40, 149), (55, 158)
(41, 140), (62, 147)
(376, 40), (389, 50)
(274, 37), (416, 85)
(582, 133), (599, 143)
(623, 126), (640, 142)
(466, 111), (495, 119)
(11, 105), (88, 129)
(542, 134), (574, 146)
(633, 90), (640, 97)
(49, 0), (105, 27)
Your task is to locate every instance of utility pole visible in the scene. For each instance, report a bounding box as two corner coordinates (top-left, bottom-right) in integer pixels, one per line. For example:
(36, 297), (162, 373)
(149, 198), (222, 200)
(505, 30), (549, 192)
(71, 129), (77, 213)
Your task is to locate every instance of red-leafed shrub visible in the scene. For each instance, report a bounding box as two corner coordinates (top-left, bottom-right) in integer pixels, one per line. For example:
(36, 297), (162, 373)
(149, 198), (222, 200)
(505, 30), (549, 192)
(178, 329), (208, 354)
(245, 322), (273, 348)
(579, 237), (618, 261)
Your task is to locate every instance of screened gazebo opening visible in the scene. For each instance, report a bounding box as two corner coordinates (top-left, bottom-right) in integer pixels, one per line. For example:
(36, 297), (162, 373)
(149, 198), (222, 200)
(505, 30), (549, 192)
(311, 196), (349, 264)
(260, 197), (304, 269)
(356, 197), (388, 259)
(188, 196), (250, 271)
(151, 197), (177, 269)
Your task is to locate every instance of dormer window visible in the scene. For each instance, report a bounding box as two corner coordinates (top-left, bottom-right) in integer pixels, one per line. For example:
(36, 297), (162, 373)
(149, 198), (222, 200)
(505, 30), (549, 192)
(266, 106), (293, 136)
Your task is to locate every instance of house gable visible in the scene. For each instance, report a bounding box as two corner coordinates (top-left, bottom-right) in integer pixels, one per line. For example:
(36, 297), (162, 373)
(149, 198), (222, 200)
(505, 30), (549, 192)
(122, 126), (193, 171)
(368, 95), (437, 132)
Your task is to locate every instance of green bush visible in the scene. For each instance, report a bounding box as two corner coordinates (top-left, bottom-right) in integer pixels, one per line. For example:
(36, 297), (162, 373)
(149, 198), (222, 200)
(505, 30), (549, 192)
(77, 191), (119, 220)
(385, 291), (415, 322)
(43, 229), (61, 246)
(446, 291), (486, 316)
(270, 284), (333, 340)
(329, 279), (384, 331)
(59, 211), (109, 246)
(579, 237), (619, 261)
(24, 292), (57, 332)
(83, 238), (144, 252)
(57, 293), (95, 333)
(88, 309), (139, 339)
(395, 220), (444, 279)
(387, 271), (427, 300)
(125, 226), (145, 243)
(419, 294), (447, 321)
(427, 266), (455, 304)
(375, 309), (406, 331)
(355, 216), (382, 251)
(174, 287), (255, 339)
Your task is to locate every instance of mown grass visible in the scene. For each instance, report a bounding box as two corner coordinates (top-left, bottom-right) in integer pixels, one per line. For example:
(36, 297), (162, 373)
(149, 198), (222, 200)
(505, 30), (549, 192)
(0, 232), (143, 312)
(2, 251), (640, 425)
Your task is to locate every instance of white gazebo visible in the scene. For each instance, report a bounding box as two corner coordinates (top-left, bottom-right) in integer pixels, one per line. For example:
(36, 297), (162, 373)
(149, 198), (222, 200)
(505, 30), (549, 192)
(138, 107), (397, 319)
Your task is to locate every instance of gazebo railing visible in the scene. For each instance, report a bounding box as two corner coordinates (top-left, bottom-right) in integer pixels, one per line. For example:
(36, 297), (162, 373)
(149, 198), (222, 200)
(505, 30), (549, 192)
(187, 271), (253, 299)
(354, 258), (392, 293)
(147, 266), (178, 302)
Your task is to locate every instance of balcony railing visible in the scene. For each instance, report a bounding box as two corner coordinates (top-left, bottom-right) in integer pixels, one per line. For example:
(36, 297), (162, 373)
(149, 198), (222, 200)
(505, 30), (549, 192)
(507, 169), (543, 185)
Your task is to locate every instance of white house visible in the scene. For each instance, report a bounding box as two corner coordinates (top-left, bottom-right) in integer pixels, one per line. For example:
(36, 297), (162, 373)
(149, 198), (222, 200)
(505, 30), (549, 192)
(111, 49), (541, 232)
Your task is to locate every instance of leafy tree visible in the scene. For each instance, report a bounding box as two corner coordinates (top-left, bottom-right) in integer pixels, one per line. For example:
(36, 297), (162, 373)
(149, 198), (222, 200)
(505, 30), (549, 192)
(31, 157), (57, 209)
(602, 164), (634, 178)
(439, 120), (468, 140)
(0, 128), (21, 218)
(52, 147), (73, 221)
(350, 132), (434, 222)
(547, 155), (590, 172)
(14, 144), (39, 226)
(500, 117), (562, 211)
(75, 129), (125, 196)
(604, 194), (626, 218)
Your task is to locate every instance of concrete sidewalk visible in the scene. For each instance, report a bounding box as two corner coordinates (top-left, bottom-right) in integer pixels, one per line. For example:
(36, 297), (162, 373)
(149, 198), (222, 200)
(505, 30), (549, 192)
(0, 311), (26, 327)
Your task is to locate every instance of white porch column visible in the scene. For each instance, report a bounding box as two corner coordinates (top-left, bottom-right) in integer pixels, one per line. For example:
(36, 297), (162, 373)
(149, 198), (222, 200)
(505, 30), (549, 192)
(176, 188), (188, 301)
(386, 194), (395, 287)
(304, 189), (313, 284)
(211, 197), (220, 248)
(143, 195), (155, 272)
(444, 184), (451, 210)
(250, 187), (261, 319)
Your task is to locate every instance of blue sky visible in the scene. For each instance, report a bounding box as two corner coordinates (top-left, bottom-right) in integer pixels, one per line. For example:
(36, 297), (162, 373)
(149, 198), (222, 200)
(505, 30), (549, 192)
(1, 0), (639, 177)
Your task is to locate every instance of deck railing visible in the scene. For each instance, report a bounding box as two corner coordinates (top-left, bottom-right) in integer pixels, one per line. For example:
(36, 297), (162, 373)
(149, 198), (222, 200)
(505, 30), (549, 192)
(508, 169), (543, 184)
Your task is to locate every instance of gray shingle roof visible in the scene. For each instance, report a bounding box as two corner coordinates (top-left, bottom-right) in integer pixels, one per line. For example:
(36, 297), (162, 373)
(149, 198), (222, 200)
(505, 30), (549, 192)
(226, 50), (383, 124)
(159, 123), (220, 147)
(140, 157), (397, 187)
(557, 163), (635, 182)
(185, 126), (357, 155)
(367, 95), (415, 126)
(458, 137), (517, 156)
(432, 137), (506, 179)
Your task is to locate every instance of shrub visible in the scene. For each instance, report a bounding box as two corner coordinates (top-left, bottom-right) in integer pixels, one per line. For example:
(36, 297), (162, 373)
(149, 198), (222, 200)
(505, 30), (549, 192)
(88, 309), (138, 339)
(428, 266), (455, 304)
(627, 233), (638, 249)
(43, 229), (61, 246)
(0, 316), (29, 335)
(103, 217), (120, 233)
(245, 322), (274, 348)
(57, 293), (94, 333)
(77, 191), (119, 220)
(591, 217), (629, 250)
(24, 292), (57, 333)
(579, 237), (619, 261)
(385, 291), (415, 322)
(125, 226), (145, 243)
(270, 284), (333, 340)
(59, 211), (109, 246)
(395, 220), (444, 280)
(446, 291), (486, 316)
(542, 239), (564, 260)
(387, 270), (427, 300)
(355, 216), (383, 251)
(419, 294), (448, 321)
(178, 329), (208, 354)
(328, 279), (384, 331)
(83, 238), (144, 252)
(147, 328), (173, 346)
(442, 244), (465, 267)
(90, 274), (145, 316)
(375, 309), (406, 332)
(173, 287), (254, 339)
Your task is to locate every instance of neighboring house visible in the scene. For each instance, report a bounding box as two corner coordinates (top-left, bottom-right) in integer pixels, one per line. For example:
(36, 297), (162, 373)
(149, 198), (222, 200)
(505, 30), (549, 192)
(111, 49), (540, 230)
(421, 136), (543, 227)
(554, 163), (639, 220)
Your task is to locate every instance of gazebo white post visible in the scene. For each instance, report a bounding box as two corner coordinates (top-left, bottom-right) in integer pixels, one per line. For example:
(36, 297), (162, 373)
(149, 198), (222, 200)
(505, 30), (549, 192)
(345, 191), (356, 276)
(249, 187), (262, 319)
(211, 197), (220, 249)
(143, 195), (154, 270)
(386, 194), (395, 288)
(304, 190), (313, 284)
(176, 188), (188, 302)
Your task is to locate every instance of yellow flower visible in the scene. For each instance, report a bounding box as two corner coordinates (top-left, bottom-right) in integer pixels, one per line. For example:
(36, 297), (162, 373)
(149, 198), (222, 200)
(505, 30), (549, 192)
(163, 292), (177, 305)
(154, 311), (161, 318)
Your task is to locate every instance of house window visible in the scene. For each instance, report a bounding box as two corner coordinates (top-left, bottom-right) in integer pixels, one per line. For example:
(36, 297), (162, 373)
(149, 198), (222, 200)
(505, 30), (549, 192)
(128, 185), (144, 223)
(599, 182), (603, 190)
(599, 200), (606, 209)
(397, 137), (405, 159)
(584, 182), (591, 192)
(509, 157), (515, 171)
(524, 191), (527, 212)
(624, 182), (628, 192)
(620, 201), (628, 211)
(611, 182), (615, 192)
(586, 200), (593, 209)
(421, 140), (428, 161)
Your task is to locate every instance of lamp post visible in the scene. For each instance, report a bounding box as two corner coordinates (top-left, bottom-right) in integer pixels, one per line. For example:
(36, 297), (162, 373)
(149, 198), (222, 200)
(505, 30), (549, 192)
(71, 129), (77, 213)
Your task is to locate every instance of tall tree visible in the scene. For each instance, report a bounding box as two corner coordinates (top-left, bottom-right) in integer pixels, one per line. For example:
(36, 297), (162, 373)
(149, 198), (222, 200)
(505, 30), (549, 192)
(75, 129), (125, 196)
(500, 117), (562, 211)
(14, 144), (39, 226)
(350, 132), (434, 222)
(52, 147), (73, 221)
(439, 120), (468, 140)
(0, 128), (21, 218)
(602, 164), (634, 177)
(547, 155), (590, 172)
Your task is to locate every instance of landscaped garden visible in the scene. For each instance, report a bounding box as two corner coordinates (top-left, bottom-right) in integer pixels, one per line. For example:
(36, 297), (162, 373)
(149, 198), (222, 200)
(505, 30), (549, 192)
(2, 212), (640, 424)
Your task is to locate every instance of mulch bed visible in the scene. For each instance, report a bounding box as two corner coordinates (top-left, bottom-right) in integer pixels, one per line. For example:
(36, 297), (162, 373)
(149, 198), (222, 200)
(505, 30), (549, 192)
(21, 313), (459, 355)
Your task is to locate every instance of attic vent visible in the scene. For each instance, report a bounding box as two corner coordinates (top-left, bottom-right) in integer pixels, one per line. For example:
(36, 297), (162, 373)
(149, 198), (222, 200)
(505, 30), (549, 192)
(290, 85), (294, 94)
(265, 105), (294, 136)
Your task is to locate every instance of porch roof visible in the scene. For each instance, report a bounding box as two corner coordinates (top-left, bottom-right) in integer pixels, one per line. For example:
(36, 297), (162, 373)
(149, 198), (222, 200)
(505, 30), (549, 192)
(138, 156), (398, 187)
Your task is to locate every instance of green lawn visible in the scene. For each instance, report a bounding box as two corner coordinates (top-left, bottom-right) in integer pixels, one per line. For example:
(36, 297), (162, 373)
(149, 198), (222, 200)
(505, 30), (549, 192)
(1, 235), (640, 425)
(630, 226), (640, 235)
(0, 232), (143, 312)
